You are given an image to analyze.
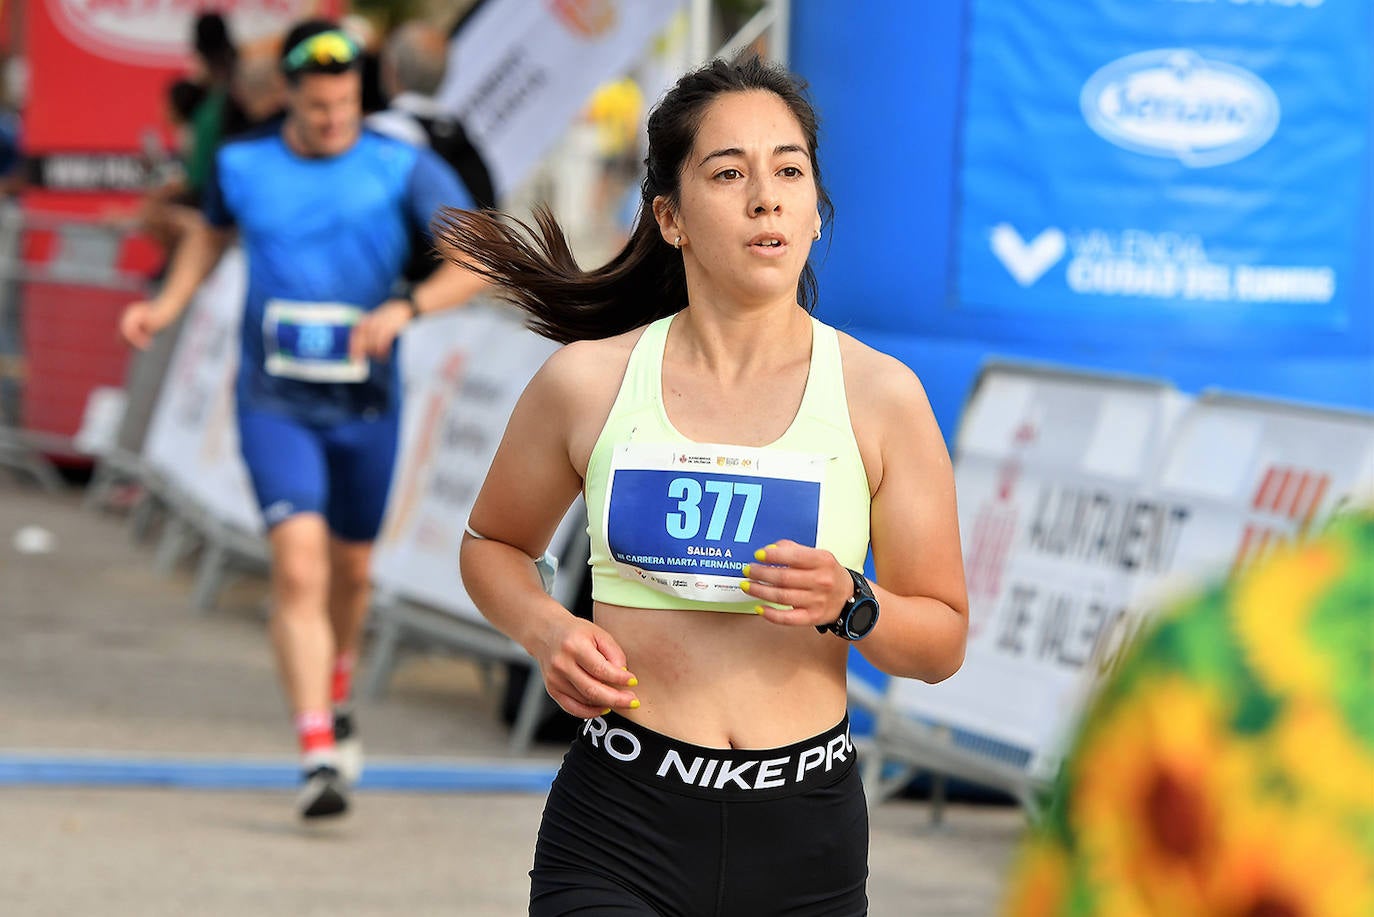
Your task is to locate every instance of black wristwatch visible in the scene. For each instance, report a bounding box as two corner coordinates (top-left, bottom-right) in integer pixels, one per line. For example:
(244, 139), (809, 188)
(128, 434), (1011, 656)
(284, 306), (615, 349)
(400, 286), (421, 319)
(817, 568), (880, 641)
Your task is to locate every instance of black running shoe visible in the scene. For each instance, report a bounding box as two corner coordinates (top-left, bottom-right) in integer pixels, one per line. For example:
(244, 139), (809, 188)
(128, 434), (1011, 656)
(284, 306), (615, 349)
(333, 710), (363, 785)
(297, 764), (348, 819)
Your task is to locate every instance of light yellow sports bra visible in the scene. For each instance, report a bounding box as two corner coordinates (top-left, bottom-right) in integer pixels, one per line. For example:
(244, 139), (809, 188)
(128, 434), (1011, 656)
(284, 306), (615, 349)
(584, 313), (871, 613)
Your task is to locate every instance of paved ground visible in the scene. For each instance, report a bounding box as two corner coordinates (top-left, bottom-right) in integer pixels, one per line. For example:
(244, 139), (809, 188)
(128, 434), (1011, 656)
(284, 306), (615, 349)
(0, 477), (1025, 916)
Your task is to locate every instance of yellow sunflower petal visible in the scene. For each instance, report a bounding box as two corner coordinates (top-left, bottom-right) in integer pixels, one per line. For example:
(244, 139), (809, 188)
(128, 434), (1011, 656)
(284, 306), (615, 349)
(1233, 541), (1346, 700)
(1002, 837), (1072, 917)
(1208, 801), (1374, 917)
(1271, 701), (1374, 813)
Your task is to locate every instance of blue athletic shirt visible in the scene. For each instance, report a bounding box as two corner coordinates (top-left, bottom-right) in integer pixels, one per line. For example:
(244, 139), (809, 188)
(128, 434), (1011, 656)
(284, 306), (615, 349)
(204, 120), (473, 425)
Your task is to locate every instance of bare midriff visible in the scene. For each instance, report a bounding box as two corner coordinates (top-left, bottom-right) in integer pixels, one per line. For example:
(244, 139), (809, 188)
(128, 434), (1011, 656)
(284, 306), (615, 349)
(594, 600), (850, 749)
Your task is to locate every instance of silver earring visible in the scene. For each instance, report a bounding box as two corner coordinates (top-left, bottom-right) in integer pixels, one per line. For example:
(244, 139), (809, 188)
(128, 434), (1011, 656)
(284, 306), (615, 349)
(673, 237), (682, 249)
(813, 227), (822, 241)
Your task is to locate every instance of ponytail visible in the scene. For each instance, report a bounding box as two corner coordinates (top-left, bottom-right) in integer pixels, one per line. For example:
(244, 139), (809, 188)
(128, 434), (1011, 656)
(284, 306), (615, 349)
(431, 205), (687, 344)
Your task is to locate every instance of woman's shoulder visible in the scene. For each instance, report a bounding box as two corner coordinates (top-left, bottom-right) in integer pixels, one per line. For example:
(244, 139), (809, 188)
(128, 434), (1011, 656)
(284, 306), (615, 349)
(533, 326), (654, 470)
(832, 327), (931, 414)
(830, 327), (948, 495)
(528, 325), (650, 411)
(540, 326), (645, 380)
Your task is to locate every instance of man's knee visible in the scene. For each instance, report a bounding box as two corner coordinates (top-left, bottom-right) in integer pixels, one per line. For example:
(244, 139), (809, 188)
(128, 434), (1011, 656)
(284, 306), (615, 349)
(270, 518), (330, 603)
(329, 541), (373, 596)
(274, 559), (328, 606)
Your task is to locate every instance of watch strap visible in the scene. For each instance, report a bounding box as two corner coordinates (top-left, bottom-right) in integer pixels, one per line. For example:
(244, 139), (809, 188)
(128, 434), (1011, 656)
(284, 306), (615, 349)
(401, 287), (421, 318)
(817, 567), (873, 636)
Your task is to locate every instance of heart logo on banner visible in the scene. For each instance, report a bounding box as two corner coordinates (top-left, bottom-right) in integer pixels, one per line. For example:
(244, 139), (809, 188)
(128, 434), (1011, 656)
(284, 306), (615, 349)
(990, 224), (1066, 287)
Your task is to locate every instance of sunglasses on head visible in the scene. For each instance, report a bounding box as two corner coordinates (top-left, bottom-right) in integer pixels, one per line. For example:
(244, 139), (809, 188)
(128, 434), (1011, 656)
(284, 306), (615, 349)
(283, 30), (360, 74)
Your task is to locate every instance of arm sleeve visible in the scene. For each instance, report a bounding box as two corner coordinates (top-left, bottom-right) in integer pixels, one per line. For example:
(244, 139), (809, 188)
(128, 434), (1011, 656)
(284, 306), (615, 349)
(200, 148), (236, 230)
(405, 146), (474, 240)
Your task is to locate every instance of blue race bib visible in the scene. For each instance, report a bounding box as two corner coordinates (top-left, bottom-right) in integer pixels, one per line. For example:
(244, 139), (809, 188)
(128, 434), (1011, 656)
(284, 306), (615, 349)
(263, 300), (368, 383)
(605, 444), (826, 603)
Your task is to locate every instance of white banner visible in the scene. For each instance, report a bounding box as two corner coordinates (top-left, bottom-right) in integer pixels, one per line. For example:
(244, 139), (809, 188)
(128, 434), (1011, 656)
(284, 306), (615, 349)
(369, 303), (578, 622)
(883, 363), (1374, 778)
(438, 0), (683, 197)
(140, 248), (262, 535)
(1129, 393), (1374, 622)
(889, 365), (1190, 766)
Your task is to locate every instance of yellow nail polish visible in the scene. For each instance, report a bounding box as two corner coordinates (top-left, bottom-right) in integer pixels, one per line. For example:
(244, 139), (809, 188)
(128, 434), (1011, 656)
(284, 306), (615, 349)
(741, 564), (751, 577)
(629, 699), (641, 710)
(754, 605), (765, 615)
(754, 548), (767, 561)
(600, 708), (611, 716)
(627, 677), (639, 687)
(740, 580), (750, 593)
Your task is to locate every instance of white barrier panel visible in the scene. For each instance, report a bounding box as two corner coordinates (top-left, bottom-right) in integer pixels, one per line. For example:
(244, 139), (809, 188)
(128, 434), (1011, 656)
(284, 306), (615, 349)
(140, 248), (261, 535)
(882, 364), (1374, 784)
(438, 0), (683, 198)
(369, 303), (575, 622)
(1128, 392), (1374, 624)
(888, 364), (1189, 767)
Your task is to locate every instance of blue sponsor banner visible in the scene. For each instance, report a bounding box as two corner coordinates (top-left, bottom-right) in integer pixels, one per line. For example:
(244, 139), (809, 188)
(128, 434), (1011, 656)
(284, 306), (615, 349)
(956, 0), (1369, 328)
(607, 469), (820, 576)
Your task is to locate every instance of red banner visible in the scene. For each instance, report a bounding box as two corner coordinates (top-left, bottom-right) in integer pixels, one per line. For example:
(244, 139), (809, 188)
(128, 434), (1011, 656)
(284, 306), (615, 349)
(28, 0), (341, 158)
(20, 0), (341, 450)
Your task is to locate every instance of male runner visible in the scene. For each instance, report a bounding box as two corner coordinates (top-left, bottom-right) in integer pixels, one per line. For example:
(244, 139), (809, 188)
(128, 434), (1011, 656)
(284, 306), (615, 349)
(121, 19), (485, 818)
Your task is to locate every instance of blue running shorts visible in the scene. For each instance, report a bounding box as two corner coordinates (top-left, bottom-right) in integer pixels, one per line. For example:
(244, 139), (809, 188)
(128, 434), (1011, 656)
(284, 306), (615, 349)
(237, 408), (400, 542)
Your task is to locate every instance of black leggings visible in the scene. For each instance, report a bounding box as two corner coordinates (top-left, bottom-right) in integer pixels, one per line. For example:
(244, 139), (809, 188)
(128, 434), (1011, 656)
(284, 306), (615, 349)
(530, 714), (869, 916)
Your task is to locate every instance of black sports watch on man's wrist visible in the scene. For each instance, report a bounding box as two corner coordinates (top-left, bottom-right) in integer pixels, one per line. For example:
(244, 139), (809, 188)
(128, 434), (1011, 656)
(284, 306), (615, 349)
(817, 568), (880, 641)
(400, 286), (422, 319)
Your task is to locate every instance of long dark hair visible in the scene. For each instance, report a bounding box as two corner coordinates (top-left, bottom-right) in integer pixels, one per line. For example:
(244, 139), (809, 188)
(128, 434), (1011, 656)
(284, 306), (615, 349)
(432, 56), (834, 344)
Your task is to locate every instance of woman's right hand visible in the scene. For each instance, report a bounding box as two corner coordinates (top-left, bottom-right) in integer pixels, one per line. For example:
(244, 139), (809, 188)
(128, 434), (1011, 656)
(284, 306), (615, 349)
(536, 617), (640, 719)
(119, 300), (173, 350)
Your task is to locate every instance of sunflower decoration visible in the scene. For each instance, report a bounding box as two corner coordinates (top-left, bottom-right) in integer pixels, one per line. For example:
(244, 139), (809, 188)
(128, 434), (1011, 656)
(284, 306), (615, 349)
(1004, 510), (1374, 916)
(1004, 835), (1075, 917)
(1205, 800), (1374, 917)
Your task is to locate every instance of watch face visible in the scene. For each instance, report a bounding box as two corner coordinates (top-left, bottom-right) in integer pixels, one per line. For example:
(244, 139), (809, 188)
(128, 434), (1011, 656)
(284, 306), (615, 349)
(846, 598), (879, 639)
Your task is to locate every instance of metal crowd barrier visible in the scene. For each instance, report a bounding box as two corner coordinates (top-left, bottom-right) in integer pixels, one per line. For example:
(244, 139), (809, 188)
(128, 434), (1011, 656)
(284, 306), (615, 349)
(0, 204), (157, 491)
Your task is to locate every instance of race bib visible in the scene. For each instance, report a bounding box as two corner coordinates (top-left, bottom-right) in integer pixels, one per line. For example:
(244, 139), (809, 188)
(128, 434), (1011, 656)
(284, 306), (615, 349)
(605, 443), (825, 602)
(263, 300), (368, 383)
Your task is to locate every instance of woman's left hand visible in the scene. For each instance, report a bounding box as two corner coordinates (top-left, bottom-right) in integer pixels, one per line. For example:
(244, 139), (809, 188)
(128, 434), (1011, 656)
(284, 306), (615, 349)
(740, 540), (852, 630)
